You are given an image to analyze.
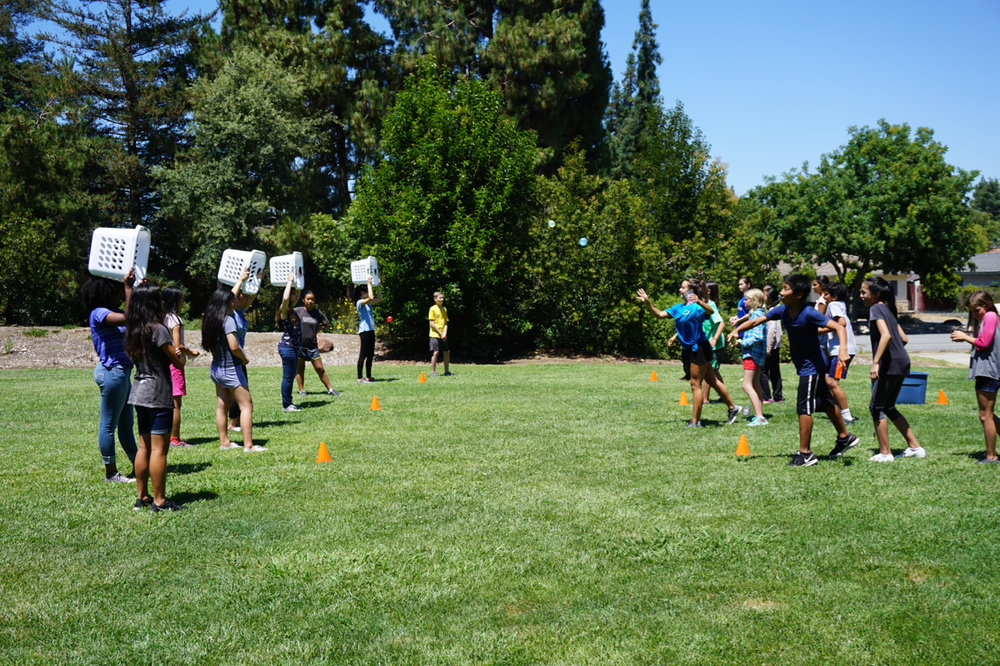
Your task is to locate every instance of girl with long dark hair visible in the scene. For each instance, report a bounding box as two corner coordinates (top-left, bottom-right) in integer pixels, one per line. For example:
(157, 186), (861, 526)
(202, 269), (265, 452)
(951, 289), (1000, 463)
(81, 269), (137, 483)
(861, 276), (924, 462)
(162, 286), (198, 447)
(125, 282), (187, 511)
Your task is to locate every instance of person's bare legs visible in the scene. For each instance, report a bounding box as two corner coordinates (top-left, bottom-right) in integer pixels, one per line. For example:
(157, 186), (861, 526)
(171, 395), (182, 440)
(311, 358), (332, 390)
(688, 365), (706, 423)
(443, 350), (450, 374)
(431, 350), (439, 374)
(978, 390), (999, 460)
(798, 414), (814, 454)
(296, 358), (306, 393)
(135, 434), (151, 501)
(216, 385), (234, 447)
(234, 385), (254, 449)
(149, 433), (170, 504)
(742, 368), (764, 418)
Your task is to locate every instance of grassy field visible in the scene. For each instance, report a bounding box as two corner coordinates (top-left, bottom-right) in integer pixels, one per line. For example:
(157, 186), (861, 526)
(2, 362), (999, 664)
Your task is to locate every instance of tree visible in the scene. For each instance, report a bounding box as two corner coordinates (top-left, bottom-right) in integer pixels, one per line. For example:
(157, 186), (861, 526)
(972, 178), (1000, 220)
(605, 0), (662, 178)
(156, 47), (321, 293)
(376, 0), (611, 169)
(344, 60), (539, 359)
(753, 120), (979, 309)
(37, 0), (206, 226)
(219, 0), (391, 214)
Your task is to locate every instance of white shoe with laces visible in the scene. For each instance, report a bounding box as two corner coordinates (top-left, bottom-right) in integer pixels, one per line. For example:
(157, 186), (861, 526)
(869, 453), (894, 462)
(895, 446), (926, 459)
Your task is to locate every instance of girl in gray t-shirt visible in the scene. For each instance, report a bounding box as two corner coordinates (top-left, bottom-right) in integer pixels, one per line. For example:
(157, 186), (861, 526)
(861, 277), (925, 462)
(125, 283), (187, 511)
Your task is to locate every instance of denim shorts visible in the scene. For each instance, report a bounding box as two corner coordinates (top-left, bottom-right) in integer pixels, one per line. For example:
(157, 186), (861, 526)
(135, 406), (173, 435)
(299, 347), (321, 361)
(976, 376), (1000, 394)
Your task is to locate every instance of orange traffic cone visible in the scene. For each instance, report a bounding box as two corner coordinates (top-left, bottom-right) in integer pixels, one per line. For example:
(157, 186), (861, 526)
(316, 442), (332, 463)
(370, 395), (381, 411)
(418, 372), (427, 383)
(649, 370), (658, 382)
(735, 434), (750, 456)
(936, 390), (948, 405)
(679, 391), (689, 406)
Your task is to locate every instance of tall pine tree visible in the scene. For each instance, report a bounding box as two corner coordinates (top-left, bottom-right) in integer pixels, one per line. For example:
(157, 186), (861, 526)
(37, 0), (207, 227)
(376, 0), (611, 169)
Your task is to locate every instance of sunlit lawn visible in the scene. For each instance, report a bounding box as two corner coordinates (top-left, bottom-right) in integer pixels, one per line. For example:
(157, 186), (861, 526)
(1, 362), (998, 664)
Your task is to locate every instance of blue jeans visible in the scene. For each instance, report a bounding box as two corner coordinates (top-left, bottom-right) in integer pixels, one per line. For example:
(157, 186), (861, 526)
(279, 344), (299, 407)
(93, 364), (137, 465)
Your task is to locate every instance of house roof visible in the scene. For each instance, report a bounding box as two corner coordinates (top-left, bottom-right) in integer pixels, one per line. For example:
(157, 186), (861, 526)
(959, 249), (1000, 275)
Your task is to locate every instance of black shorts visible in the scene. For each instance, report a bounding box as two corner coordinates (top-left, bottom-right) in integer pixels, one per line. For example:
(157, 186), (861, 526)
(430, 337), (449, 352)
(686, 342), (712, 367)
(796, 373), (834, 415)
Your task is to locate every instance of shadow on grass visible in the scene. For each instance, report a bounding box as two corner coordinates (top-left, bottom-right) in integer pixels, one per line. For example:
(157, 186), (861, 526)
(950, 450), (989, 460)
(171, 489), (219, 505)
(169, 462), (212, 476)
(249, 420), (294, 428)
(181, 437), (218, 446)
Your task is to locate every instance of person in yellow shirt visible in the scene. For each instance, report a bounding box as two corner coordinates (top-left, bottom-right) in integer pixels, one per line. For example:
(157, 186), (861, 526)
(428, 291), (452, 376)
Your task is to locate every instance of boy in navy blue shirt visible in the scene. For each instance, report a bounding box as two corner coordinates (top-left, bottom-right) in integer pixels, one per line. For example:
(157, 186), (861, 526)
(732, 274), (859, 466)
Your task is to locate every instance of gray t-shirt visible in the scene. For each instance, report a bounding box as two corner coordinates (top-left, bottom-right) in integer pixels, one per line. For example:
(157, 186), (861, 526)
(128, 323), (174, 409)
(869, 303), (910, 376)
(294, 306), (328, 350)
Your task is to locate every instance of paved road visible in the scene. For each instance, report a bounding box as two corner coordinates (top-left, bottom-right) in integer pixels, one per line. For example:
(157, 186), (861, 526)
(854, 332), (967, 366)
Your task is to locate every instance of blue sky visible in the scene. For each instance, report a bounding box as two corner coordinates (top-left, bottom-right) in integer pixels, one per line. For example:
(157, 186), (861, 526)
(163, 0), (999, 195)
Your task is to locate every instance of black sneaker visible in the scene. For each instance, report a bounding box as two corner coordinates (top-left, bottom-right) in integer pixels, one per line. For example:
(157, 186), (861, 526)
(726, 406), (742, 425)
(788, 451), (818, 467)
(150, 499), (184, 512)
(133, 496), (152, 511)
(829, 433), (860, 458)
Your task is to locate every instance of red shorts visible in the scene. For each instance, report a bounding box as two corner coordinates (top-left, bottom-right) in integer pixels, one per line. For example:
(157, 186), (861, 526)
(742, 358), (761, 371)
(170, 364), (186, 397)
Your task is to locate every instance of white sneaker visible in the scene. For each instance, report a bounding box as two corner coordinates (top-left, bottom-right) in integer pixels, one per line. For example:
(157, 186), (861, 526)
(298, 390), (307, 396)
(869, 453), (894, 462)
(896, 446), (926, 459)
(282, 404), (301, 412)
(243, 445), (267, 452)
(104, 472), (136, 483)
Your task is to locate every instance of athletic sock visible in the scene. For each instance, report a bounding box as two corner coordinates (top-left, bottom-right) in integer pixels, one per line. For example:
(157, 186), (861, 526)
(841, 408), (853, 421)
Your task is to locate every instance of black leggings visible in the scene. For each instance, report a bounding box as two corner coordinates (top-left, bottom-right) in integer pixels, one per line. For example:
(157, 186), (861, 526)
(870, 374), (904, 423)
(358, 331), (375, 379)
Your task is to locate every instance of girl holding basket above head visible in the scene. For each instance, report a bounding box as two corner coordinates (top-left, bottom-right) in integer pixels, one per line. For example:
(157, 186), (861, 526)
(276, 271), (304, 412)
(81, 268), (138, 483)
(202, 268), (265, 452)
(951, 290), (1000, 463)
(356, 277), (382, 382)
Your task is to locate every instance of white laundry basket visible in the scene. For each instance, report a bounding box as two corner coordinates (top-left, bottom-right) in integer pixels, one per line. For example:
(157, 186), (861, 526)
(218, 249), (267, 294)
(269, 252), (304, 289)
(88, 225), (151, 283)
(350, 256), (380, 285)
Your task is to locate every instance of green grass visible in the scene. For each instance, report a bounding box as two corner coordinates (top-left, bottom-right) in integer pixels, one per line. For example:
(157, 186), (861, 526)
(2, 363), (999, 664)
(21, 328), (48, 338)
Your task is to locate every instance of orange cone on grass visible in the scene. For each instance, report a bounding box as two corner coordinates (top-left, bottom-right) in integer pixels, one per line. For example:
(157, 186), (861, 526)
(937, 390), (948, 405)
(316, 442), (332, 463)
(370, 395), (381, 411)
(735, 434), (750, 456)
(649, 370), (658, 382)
(418, 372), (427, 383)
(679, 391), (689, 406)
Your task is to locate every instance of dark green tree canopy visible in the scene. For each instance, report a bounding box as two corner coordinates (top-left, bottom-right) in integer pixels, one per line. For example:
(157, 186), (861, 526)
(345, 60), (539, 358)
(753, 120), (979, 304)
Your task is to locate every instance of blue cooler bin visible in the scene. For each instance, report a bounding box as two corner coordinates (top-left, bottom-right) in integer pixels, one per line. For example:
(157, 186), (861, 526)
(896, 372), (929, 404)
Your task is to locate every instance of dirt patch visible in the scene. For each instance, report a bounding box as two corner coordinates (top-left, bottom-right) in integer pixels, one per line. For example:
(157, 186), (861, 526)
(0, 326), (367, 370)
